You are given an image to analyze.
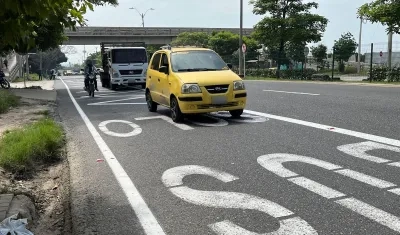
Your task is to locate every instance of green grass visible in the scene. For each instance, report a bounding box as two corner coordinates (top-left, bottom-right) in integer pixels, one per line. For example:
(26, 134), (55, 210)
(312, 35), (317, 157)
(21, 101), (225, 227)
(0, 90), (20, 114)
(0, 118), (64, 173)
(13, 73), (41, 82)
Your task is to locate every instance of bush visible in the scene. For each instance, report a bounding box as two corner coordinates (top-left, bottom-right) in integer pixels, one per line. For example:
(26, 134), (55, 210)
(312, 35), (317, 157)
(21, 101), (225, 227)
(0, 90), (20, 114)
(344, 66), (357, 74)
(0, 118), (64, 173)
(368, 66), (400, 82)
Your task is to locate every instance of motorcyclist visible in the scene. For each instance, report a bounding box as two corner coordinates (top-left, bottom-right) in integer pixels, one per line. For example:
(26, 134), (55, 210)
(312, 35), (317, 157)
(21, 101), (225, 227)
(84, 59), (98, 91)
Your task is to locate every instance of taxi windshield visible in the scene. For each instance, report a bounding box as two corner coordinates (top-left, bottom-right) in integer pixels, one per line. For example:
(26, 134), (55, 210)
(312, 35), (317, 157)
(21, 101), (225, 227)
(170, 50), (229, 72)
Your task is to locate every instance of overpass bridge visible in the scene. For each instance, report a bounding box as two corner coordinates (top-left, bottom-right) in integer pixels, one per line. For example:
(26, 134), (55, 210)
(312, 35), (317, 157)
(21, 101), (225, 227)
(63, 27), (254, 45)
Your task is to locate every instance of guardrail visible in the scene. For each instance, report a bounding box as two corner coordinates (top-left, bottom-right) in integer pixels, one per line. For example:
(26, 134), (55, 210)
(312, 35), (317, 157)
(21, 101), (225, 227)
(64, 27), (254, 37)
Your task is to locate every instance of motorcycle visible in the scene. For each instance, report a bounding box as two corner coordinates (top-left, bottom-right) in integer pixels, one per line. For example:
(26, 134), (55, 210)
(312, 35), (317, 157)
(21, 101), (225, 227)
(85, 72), (96, 97)
(0, 70), (10, 89)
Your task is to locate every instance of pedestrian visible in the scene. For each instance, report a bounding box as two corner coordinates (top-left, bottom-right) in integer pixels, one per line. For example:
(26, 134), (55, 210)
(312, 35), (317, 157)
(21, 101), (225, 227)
(38, 69), (42, 80)
(3, 59), (8, 69)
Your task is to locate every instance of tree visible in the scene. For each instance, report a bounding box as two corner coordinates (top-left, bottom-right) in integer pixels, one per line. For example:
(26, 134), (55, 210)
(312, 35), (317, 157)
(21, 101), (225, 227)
(250, 0), (328, 77)
(28, 47), (68, 74)
(285, 42), (307, 64)
(0, 0), (118, 54)
(86, 51), (102, 67)
(208, 31), (239, 56)
(333, 32), (358, 72)
(358, 0), (400, 34)
(311, 44), (328, 69)
(171, 32), (210, 47)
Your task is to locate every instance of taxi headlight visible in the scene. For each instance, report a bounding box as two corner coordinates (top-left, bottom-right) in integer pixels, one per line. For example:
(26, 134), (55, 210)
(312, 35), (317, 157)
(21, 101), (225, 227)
(233, 80), (245, 90)
(182, 83), (201, 93)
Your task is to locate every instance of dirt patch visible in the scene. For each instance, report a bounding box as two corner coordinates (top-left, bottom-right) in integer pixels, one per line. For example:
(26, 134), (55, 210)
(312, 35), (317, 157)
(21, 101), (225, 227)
(0, 98), (71, 234)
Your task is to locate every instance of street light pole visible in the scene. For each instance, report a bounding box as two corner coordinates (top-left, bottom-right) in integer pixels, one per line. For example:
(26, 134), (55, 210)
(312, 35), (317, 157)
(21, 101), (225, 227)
(129, 7), (155, 27)
(357, 16), (367, 73)
(239, 0), (244, 77)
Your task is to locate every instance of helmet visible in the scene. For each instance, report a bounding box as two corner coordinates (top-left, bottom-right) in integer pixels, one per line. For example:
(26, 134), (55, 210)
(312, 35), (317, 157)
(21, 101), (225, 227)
(86, 59), (93, 66)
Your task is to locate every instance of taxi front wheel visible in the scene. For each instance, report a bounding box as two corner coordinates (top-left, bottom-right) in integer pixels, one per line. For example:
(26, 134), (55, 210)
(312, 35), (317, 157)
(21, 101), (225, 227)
(229, 109), (243, 118)
(170, 97), (184, 123)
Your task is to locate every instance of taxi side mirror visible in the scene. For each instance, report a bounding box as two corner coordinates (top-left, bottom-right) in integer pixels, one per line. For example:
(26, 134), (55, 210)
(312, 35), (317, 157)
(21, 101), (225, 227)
(227, 63), (233, 69)
(159, 66), (169, 74)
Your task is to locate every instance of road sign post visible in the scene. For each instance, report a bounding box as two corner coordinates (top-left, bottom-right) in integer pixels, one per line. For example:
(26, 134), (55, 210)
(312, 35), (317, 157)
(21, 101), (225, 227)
(242, 43), (246, 77)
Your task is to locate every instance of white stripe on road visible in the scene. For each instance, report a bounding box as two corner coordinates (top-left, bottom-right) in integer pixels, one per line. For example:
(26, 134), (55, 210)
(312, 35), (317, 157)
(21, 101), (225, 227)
(263, 90), (320, 96)
(288, 177), (346, 199)
(60, 78), (165, 235)
(258, 153), (400, 232)
(334, 169), (396, 189)
(337, 198), (400, 233)
(244, 110), (400, 147)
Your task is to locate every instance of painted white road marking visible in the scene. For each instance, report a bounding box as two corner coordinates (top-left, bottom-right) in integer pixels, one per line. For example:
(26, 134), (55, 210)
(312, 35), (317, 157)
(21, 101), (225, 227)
(258, 153), (399, 195)
(210, 112), (268, 123)
(162, 165), (317, 234)
(244, 110), (400, 147)
(334, 169), (396, 189)
(98, 120), (142, 137)
(337, 198), (400, 233)
(60, 78), (165, 235)
(88, 96), (145, 106)
(263, 90), (320, 96)
(337, 141), (400, 167)
(135, 116), (193, 130)
(257, 153), (400, 232)
(288, 177), (346, 199)
(187, 115), (229, 127)
(388, 188), (400, 195)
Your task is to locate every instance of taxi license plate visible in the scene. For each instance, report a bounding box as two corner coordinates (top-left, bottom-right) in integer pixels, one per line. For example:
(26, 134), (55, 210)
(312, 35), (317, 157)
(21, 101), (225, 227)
(211, 96), (227, 104)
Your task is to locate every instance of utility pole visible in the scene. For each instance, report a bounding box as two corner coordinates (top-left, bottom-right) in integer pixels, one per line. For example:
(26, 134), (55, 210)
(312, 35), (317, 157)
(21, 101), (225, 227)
(388, 31), (393, 69)
(129, 7), (155, 27)
(239, 0), (244, 77)
(357, 17), (363, 73)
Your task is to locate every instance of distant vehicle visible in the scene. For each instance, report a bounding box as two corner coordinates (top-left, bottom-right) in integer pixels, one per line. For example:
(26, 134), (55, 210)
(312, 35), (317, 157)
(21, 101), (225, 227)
(0, 69), (10, 89)
(145, 46), (247, 123)
(99, 42), (148, 90)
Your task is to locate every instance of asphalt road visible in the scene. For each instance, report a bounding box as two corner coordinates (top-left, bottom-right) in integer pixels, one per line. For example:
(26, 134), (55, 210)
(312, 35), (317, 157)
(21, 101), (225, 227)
(56, 76), (400, 235)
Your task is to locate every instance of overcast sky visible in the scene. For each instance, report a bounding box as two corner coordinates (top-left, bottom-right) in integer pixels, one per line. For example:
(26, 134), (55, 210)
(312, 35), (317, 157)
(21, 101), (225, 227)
(62, 0), (399, 65)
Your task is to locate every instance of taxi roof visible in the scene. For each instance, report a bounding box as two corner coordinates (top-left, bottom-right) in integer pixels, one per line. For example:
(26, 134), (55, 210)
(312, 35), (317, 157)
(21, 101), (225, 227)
(157, 47), (212, 54)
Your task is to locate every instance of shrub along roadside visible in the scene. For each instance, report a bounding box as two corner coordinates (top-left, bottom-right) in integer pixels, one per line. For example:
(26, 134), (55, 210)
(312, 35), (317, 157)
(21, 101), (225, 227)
(0, 90), (20, 114)
(0, 118), (64, 174)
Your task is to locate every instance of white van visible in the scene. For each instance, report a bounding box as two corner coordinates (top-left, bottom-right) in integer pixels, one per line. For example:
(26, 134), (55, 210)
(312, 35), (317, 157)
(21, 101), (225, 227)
(105, 47), (148, 90)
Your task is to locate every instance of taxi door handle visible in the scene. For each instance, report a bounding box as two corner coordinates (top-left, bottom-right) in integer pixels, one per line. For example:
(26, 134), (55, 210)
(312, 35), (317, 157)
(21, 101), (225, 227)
(158, 78), (160, 82)
(149, 76), (151, 78)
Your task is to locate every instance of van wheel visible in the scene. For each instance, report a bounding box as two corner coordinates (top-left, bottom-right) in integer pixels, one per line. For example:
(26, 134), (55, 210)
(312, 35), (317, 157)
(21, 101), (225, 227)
(146, 90), (157, 112)
(170, 97), (184, 123)
(229, 109), (243, 118)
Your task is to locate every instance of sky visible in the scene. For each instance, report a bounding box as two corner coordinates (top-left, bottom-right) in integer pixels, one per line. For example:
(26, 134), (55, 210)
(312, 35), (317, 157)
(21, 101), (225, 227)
(62, 0), (400, 65)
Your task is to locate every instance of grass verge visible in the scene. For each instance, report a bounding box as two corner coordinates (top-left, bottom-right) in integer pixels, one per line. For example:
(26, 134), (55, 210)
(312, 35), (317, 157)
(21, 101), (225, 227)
(0, 90), (20, 114)
(0, 118), (64, 173)
(13, 73), (41, 82)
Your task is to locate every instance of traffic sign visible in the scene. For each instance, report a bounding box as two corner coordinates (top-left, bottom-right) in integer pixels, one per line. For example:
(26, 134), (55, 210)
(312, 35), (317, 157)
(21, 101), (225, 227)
(242, 43), (247, 53)
(380, 51), (383, 57)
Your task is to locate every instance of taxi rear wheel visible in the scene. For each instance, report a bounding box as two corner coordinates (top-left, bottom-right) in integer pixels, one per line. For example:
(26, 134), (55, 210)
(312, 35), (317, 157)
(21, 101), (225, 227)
(229, 109), (243, 118)
(146, 90), (157, 112)
(170, 97), (184, 123)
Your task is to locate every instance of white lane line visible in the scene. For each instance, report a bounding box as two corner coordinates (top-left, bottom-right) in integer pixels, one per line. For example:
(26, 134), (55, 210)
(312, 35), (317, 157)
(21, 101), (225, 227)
(244, 110), (400, 147)
(87, 96), (145, 106)
(60, 78), (165, 235)
(337, 197), (400, 233)
(388, 188), (400, 195)
(89, 103), (147, 105)
(288, 177), (346, 199)
(334, 169), (396, 189)
(263, 90), (320, 96)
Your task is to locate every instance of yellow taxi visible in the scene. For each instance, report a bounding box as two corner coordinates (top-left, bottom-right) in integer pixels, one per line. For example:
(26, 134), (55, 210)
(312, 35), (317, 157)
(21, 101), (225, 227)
(145, 46), (247, 122)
